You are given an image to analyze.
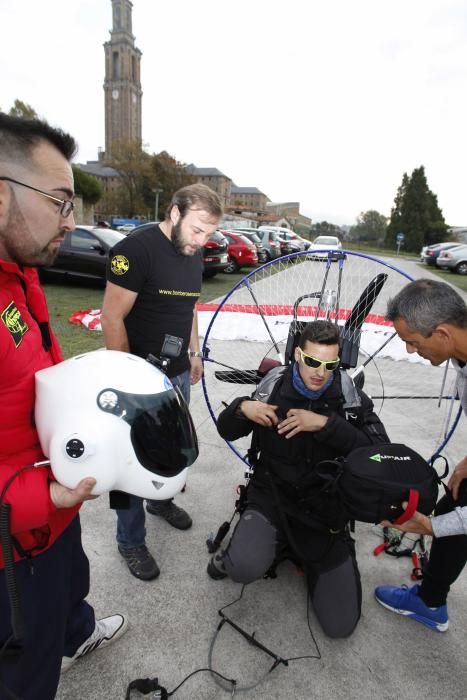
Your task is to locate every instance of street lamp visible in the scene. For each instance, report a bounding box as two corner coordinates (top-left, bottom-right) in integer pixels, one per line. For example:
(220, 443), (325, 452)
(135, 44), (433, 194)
(152, 187), (163, 222)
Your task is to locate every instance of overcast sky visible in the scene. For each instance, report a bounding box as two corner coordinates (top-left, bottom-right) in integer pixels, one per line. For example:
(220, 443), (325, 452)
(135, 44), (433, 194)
(1, 0), (466, 226)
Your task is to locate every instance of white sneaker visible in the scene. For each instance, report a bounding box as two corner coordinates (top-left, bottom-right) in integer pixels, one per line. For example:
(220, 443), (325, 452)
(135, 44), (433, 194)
(61, 614), (128, 672)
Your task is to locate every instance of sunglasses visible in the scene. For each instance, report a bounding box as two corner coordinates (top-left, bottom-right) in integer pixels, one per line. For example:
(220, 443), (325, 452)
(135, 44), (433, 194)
(297, 348), (340, 371)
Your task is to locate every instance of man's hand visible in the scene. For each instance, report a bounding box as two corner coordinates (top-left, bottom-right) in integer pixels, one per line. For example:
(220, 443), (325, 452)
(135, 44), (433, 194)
(189, 355), (203, 385)
(381, 501), (433, 536)
(277, 408), (328, 439)
(239, 400), (279, 427)
(50, 477), (98, 509)
(448, 455), (467, 501)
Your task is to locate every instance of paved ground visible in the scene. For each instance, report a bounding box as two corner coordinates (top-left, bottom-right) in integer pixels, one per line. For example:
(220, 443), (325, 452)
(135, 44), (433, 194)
(57, 257), (467, 700)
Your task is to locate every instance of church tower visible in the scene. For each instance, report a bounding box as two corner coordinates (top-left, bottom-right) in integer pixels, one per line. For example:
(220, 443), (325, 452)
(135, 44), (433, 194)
(103, 0), (142, 156)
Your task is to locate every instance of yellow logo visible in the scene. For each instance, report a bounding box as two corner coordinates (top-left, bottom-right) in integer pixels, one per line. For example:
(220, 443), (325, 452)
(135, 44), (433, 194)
(111, 255), (129, 275)
(1, 301), (29, 347)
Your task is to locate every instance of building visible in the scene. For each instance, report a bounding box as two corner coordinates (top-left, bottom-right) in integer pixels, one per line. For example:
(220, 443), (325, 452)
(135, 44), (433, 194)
(229, 185), (268, 212)
(266, 201), (312, 230)
(185, 165), (232, 208)
(103, 0), (142, 155)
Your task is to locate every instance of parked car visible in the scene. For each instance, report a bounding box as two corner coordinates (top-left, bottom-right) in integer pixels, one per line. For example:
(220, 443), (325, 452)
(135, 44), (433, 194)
(420, 242), (460, 265)
(117, 223), (137, 234)
(221, 231), (258, 273)
(40, 225), (126, 285)
(277, 237), (302, 256)
(258, 226), (309, 251)
(252, 229), (282, 261)
(235, 231), (268, 263)
(436, 244), (467, 275)
(307, 235), (343, 260)
(202, 230), (230, 277)
(278, 230), (310, 251)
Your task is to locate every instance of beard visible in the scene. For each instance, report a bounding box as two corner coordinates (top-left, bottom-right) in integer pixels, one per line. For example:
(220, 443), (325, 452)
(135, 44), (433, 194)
(1, 192), (61, 267)
(171, 219), (198, 257)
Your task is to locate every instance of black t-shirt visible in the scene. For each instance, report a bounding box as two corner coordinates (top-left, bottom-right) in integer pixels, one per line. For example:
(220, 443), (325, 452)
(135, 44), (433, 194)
(106, 224), (202, 377)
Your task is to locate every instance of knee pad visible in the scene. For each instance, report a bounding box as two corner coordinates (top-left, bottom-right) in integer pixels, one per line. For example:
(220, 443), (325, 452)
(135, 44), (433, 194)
(224, 510), (277, 584)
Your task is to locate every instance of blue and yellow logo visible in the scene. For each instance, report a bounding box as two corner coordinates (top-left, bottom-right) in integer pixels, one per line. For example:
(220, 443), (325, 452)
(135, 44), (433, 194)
(1, 301), (29, 347)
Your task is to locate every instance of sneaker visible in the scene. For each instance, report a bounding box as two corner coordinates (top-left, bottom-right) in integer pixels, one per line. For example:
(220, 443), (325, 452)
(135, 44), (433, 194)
(374, 583), (449, 632)
(146, 499), (192, 530)
(118, 544), (160, 580)
(61, 614), (127, 672)
(207, 552), (227, 580)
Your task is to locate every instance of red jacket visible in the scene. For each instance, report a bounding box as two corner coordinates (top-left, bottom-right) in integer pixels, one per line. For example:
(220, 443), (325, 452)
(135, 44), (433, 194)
(0, 259), (80, 568)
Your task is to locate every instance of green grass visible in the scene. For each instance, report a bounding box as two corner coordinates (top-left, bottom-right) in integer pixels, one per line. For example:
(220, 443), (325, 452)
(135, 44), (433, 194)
(414, 263), (467, 292)
(343, 241), (415, 258)
(44, 282), (105, 358)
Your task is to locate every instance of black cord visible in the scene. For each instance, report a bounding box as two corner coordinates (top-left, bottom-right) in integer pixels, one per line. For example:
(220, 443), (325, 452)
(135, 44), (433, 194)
(167, 668), (237, 697)
(207, 580), (322, 695)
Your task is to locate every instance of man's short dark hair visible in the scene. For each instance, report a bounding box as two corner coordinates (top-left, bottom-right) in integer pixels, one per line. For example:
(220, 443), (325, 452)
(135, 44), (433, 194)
(386, 279), (467, 336)
(165, 183), (223, 220)
(299, 320), (340, 348)
(0, 113), (77, 166)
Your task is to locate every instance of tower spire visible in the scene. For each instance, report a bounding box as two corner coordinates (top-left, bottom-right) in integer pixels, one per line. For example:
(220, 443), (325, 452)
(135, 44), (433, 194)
(103, 0), (142, 157)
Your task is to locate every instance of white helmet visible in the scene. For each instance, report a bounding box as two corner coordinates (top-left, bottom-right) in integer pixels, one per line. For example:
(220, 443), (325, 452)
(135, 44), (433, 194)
(35, 350), (198, 499)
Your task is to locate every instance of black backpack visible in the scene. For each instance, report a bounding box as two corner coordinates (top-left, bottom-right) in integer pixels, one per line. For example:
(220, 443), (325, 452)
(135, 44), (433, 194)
(316, 443), (442, 525)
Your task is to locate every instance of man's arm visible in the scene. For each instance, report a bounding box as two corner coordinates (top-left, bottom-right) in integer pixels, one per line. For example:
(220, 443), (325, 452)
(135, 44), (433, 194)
(101, 281), (138, 351)
(189, 308), (203, 385)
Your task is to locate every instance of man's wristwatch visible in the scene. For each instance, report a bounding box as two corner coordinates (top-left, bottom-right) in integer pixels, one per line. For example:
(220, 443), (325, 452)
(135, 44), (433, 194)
(189, 351), (203, 358)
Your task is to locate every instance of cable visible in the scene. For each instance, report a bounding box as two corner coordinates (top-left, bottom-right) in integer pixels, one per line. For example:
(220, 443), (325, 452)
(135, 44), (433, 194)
(207, 581), (321, 695)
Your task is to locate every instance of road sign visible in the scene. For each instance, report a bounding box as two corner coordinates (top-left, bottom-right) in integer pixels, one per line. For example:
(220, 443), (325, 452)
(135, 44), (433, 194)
(396, 232), (405, 242)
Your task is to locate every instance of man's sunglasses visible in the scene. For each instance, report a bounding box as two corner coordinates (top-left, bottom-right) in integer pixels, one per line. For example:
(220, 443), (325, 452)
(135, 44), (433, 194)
(0, 176), (74, 217)
(298, 348), (340, 371)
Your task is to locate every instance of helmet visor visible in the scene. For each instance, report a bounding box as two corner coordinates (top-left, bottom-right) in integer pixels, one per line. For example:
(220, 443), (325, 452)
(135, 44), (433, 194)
(97, 386), (198, 476)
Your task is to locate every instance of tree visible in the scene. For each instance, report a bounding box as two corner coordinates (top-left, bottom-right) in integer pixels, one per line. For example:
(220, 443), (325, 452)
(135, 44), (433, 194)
(349, 210), (387, 243)
(144, 151), (195, 218)
(105, 138), (152, 217)
(386, 167), (448, 252)
(72, 166), (103, 205)
(8, 99), (38, 119)
(310, 221), (342, 236)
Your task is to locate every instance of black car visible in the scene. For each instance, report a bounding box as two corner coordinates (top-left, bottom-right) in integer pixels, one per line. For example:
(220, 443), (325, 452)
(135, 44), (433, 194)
(202, 230), (230, 277)
(40, 226), (126, 285)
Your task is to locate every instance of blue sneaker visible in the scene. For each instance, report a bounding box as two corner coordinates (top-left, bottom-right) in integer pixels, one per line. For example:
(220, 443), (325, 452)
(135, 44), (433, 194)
(374, 584), (448, 632)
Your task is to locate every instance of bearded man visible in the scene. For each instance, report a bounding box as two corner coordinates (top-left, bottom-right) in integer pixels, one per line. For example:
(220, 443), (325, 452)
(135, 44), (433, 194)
(101, 184), (222, 580)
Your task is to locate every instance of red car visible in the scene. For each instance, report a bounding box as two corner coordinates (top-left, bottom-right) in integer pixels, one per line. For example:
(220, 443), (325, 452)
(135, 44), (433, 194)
(221, 231), (259, 274)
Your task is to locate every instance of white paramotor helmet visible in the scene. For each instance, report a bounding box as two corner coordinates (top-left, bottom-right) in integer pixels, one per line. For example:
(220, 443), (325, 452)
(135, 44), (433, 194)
(35, 349), (198, 500)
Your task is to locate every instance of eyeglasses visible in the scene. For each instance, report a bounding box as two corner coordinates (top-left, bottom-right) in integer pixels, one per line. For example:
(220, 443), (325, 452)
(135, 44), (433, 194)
(0, 176), (74, 217)
(298, 348), (340, 371)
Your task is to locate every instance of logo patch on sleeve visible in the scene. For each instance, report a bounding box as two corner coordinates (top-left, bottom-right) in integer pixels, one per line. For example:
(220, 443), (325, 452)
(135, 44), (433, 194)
(111, 255), (129, 275)
(1, 301), (29, 347)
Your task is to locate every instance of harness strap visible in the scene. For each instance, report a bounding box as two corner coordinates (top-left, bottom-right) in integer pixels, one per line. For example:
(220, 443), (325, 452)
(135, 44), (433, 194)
(393, 489), (419, 525)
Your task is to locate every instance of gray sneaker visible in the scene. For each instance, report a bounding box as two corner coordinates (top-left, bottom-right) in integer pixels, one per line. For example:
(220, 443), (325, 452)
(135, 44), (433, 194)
(146, 499), (192, 530)
(118, 544), (160, 580)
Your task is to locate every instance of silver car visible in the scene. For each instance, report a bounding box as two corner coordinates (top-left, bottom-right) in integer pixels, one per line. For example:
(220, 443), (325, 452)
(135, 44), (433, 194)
(436, 244), (467, 275)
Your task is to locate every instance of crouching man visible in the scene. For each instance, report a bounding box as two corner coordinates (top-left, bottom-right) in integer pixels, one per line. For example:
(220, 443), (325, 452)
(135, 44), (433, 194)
(208, 320), (389, 638)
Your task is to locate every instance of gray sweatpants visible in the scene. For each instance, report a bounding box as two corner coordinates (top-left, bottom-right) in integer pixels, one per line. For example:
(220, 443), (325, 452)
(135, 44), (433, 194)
(219, 508), (361, 638)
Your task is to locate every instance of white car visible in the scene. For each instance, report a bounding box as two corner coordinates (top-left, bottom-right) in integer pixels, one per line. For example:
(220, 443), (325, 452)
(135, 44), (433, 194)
(307, 235), (343, 260)
(117, 224), (137, 234)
